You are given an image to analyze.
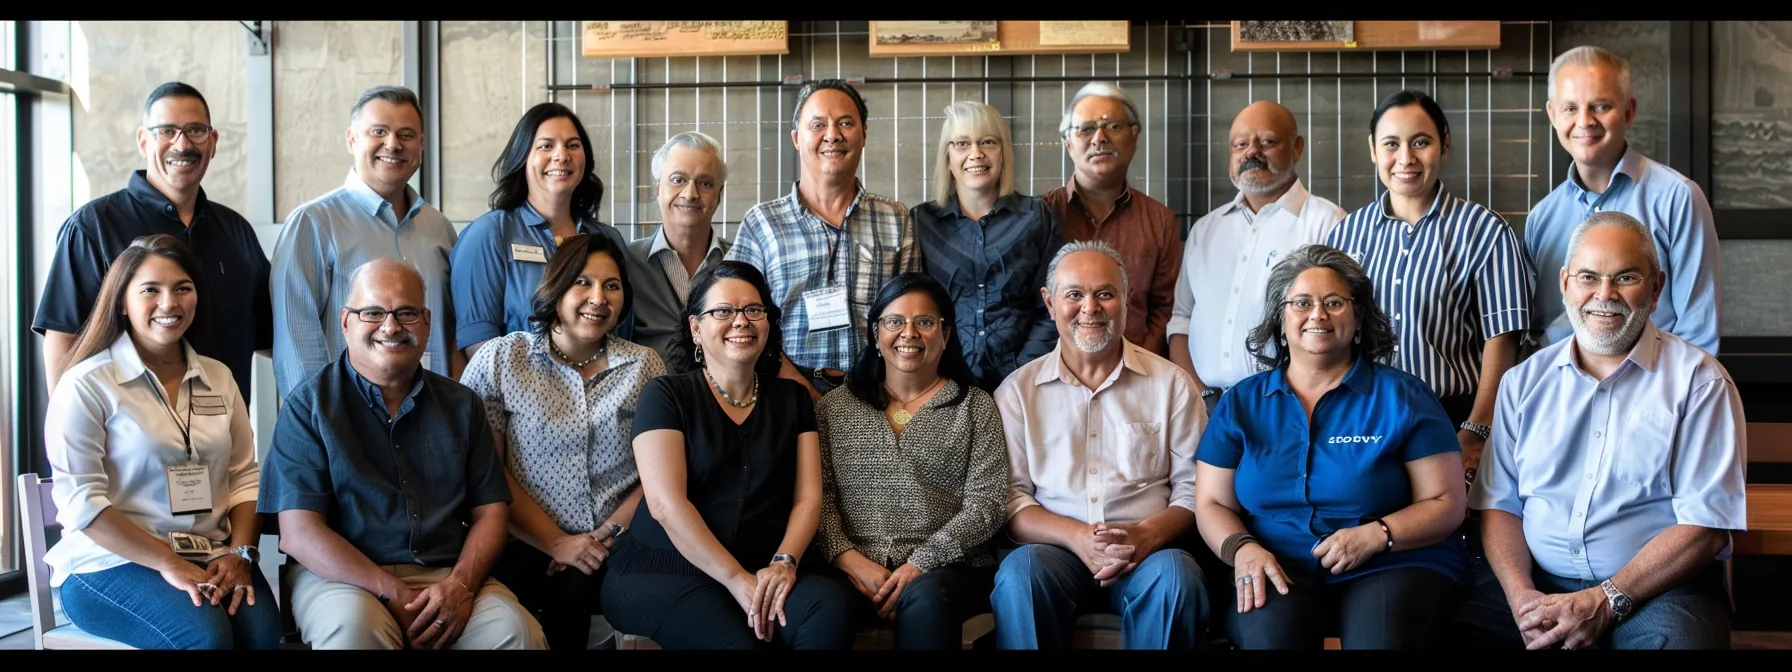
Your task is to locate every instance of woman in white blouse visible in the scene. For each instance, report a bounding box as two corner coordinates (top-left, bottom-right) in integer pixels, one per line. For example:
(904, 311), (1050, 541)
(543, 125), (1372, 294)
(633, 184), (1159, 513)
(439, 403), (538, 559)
(461, 233), (665, 650)
(43, 234), (279, 649)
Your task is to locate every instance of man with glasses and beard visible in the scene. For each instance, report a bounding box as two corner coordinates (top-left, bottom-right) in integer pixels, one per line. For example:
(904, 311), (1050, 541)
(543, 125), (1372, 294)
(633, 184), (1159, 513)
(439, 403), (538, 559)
(1456, 211), (1746, 650)
(1168, 101), (1345, 412)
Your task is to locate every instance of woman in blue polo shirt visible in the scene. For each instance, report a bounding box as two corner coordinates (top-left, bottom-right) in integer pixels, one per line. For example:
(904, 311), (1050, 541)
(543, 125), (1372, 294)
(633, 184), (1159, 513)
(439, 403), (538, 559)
(1194, 244), (1468, 650)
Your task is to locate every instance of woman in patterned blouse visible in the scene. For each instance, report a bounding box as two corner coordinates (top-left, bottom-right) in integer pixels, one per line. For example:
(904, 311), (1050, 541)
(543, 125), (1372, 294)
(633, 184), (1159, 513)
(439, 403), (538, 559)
(815, 272), (1010, 649)
(460, 233), (665, 650)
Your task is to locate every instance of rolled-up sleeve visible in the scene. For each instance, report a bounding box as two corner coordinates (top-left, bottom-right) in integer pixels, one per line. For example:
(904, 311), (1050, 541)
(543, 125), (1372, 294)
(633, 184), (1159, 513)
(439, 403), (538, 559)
(995, 380), (1039, 519)
(1670, 377), (1748, 531)
(909, 392), (1010, 572)
(1165, 370), (1204, 513)
(45, 379), (118, 532)
(270, 208), (335, 399)
(257, 395), (336, 515)
(1475, 220), (1535, 340)
(1469, 375), (1524, 516)
(224, 381), (260, 510)
(448, 211), (510, 349)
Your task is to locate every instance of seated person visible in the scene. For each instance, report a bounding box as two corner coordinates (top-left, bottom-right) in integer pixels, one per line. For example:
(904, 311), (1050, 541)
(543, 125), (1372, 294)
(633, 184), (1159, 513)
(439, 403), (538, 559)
(815, 272), (1010, 649)
(258, 258), (546, 650)
(1194, 244), (1468, 650)
(599, 261), (856, 649)
(43, 234), (281, 650)
(990, 241), (1211, 650)
(461, 233), (665, 650)
(1456, 212), (1747, 650)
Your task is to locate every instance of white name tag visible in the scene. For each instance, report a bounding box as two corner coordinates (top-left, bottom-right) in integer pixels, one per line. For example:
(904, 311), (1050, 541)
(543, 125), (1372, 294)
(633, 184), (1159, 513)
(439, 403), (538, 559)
(511, 243), (548, 264)
(166, 463), (213, 516)
(802, 287), (852, 333)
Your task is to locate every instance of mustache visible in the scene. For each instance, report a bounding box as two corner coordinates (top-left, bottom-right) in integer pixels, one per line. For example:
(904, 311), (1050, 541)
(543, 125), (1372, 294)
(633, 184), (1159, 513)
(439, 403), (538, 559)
(165, 149), (202, 163)
(1580, 299), (1632, 316)
(1238, 155), (1275, 175)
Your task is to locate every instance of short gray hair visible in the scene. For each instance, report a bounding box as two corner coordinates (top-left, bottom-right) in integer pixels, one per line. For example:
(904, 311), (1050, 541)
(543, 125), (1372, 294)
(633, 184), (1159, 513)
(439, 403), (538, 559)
(1549, 46), (1632, 103)
(1044, 239), (1129, 300)
(350, 85), (424, 125)
(650, 131), (728, 183)
(1564, 210), (1660, 273)
(1058, 82), (1142, 139)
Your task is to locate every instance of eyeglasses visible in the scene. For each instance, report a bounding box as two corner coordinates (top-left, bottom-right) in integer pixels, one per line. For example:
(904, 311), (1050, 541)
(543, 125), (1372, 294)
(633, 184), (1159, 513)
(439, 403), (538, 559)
(1282, 297), (1355, 315)
(1570, 271), (1649, 289)
(1070, 119), (1136, 141)
(145, 124), (215, 144)
(700, 305), (768, 322)
(877, 315), (945, 334)
(346, 306), (424, 325)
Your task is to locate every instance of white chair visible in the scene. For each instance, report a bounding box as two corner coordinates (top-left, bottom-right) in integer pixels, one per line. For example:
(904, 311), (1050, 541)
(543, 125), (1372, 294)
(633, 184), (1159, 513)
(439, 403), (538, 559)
(16, 473), (136, 650)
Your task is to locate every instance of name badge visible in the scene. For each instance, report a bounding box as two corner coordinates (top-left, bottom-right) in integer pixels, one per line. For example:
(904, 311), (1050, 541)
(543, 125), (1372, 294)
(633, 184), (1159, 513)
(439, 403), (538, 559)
(802, 286), (852, 333)
(191, 395), (227, 416)
(166, 463), (213, 516)
(511, 243), (548, 264)
(170, 531), (218, 558)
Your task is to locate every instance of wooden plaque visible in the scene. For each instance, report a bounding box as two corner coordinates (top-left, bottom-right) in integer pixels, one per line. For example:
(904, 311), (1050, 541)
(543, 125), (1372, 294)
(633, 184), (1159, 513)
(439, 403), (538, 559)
(868, 21), (1130, 58)
(1230, 21), (1501, 53)
(579, 21), (789, 59)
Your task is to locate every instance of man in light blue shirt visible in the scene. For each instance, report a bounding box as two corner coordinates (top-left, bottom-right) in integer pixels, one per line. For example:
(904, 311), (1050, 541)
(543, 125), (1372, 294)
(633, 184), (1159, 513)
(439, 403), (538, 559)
(1459, 211), (1746, 650)
(1526, 46), (1721, 355)
(272, 86), (460, 398)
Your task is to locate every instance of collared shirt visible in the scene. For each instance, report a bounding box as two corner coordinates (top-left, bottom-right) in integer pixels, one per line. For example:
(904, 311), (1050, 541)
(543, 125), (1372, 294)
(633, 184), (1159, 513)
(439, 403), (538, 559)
(1326, 183), (1535, 399)
(912, 193), (1063, 393)
(459, 332), (664, 534)
(43, 334), (259, 586)
(995, 340), (1204, 524)
(33, 170), (274, 402)
(257, 355), (511, 567)
(626, 226), (731, 363)
(1169, 179), (1346, 389)
(1042, 177), (1183, 355)
(449, 203), (635, 349)
(1526, 145), (1722, 355)
(1196, 355), (1467, 586)
(270, 170), (459, 398)
(1469, 321), (1748, 581)
(815, 381), (1010, 572)
(726, 182), (922, 373)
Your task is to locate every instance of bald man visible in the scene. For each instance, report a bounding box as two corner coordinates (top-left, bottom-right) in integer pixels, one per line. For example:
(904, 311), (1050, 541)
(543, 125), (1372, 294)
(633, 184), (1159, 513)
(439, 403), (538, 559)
(259, 258), (546, 650)
(1168, 101), (1346, 409)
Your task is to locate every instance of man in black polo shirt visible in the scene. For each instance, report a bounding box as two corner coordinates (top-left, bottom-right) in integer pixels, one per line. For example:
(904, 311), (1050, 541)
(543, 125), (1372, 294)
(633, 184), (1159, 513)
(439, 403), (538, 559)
(33, 81), (273, 401)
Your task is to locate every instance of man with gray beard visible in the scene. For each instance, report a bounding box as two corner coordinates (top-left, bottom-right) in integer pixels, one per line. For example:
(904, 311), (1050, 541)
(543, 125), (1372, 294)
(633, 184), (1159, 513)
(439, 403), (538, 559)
(1456, 211), (1746, 650)
(1169, 101), (1345, 412)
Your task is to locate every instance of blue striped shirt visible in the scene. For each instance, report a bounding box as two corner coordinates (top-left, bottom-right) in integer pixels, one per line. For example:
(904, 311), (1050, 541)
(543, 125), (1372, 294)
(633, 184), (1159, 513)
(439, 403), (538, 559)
(727, 182), (922, 373)
(1326, 183), (1535, 399)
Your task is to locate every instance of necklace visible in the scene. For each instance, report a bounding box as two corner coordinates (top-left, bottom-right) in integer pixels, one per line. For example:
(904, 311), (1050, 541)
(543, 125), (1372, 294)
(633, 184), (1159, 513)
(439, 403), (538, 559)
(549, 336), (606, 368)
(888, 378), (944, 426)
(705, 367), (759, 408)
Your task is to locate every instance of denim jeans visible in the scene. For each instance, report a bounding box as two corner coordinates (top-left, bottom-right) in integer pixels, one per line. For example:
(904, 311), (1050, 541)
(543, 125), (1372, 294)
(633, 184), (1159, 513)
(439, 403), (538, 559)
(990, 544), (1210, 649)
(1453, 556), (1731, 650)
(59, 560), (284, 650)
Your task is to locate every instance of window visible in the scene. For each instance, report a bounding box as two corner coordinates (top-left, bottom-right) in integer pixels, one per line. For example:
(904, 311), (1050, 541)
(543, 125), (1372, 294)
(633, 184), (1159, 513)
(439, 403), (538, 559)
(1, 88), (17, 577)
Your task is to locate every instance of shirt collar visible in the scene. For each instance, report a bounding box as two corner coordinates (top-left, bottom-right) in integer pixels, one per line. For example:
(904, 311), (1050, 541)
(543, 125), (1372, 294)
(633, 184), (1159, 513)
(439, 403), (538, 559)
(1373, 180), (1451, 224)
(785, 180), (869, 223)
(1558, 320), (1663, 378)
(1032, 340), (1149, 389)
(343, 168), (427, 222)
(939, 192), (1024, 222)
(648, 223), (725, 264)
(126, 170), (209, 224)
(108, 331), (210, 390)
(1222, 177), (1313, 219)
(1565, 142), (1645, 197)
(1065, 174), (1134, 207)
(344, 351), (427, 410)
(1262, 353), (1374, 397)
(529, 332), (642, 370)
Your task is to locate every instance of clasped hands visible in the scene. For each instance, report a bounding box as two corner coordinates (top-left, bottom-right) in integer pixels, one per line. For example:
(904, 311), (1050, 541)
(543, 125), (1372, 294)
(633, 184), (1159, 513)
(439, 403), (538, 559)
(1507, 587), (1614, 651)
(1074, 521), (1163, 588)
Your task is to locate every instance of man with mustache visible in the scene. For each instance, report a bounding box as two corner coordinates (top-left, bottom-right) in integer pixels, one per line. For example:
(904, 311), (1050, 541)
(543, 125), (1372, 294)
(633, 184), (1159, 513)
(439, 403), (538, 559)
(1042, 83), (1181, 357)
(272, 86), (461, 399)
(259, 258), (546, 650)
(35, 82), (274, 403)
(991, 241), (1210, 650)
(1169, 100), (1346, 412)
(1525, 46), (1721, 356)
(627, 131), (733, 363)
(1457, 211), (1746, 650)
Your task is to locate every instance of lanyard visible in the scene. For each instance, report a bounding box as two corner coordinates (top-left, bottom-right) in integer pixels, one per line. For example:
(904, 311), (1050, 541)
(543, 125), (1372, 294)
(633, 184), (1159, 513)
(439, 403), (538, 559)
(149, 375), (196, 463)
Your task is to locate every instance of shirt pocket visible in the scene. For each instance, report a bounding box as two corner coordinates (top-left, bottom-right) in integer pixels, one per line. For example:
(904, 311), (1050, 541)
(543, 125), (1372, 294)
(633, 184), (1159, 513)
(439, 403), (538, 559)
(1113, 421), (1169, 488)
(1611, 409), (1674, 491)
(852, 243), (902, 307)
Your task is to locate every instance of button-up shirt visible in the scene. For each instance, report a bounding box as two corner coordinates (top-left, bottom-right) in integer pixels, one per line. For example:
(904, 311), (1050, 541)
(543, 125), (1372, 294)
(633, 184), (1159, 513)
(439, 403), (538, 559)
(258, 355), (511, 567)
(1326, 183), (1535, 399)
(1042, 177), (1182, 355)
(449, 203), (635, 349)
(33, 170), (274, 402)
(727, 182), (922, 373)
(43, 334), (260, 586)
(1469, 321), (1747, 581)
(1526, 145), (1722, 354)
(995, 340), (1205, 524)
(271, 170), (458, 398)
(626, 226), (731, 363)
(912, 193), (1063, 392)
(1169, 179), (1346, 389)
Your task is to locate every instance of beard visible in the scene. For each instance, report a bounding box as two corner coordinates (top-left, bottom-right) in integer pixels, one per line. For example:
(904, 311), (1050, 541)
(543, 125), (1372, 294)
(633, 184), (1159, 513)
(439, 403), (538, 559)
(1564, 295), (1649, 356)
(1071, 319), (1116, 353)
(1232, 155), (1297, 197)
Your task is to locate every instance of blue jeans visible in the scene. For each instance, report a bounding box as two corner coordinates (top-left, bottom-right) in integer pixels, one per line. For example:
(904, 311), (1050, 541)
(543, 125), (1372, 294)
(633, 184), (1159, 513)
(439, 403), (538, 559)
(1453, 556), (1731, 649)
(59, 560), (284, 650)
(991, 544), (1210, 649)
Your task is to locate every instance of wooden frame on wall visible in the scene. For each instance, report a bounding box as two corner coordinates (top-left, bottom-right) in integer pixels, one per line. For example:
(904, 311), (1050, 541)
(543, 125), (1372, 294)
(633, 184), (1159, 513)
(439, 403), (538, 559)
(1229, 21), (1501, 52)
(578, 21), (790, 59)
(867, 21), (1130, 58)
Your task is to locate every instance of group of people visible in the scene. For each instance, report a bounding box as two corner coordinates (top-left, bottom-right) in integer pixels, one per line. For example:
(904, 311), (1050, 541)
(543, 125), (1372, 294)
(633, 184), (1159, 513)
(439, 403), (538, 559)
(34, 43), (1744, 652)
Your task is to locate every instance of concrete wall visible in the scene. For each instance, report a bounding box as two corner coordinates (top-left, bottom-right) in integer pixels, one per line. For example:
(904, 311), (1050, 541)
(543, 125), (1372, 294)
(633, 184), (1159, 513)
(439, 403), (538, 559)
(272, 21), (403, 219)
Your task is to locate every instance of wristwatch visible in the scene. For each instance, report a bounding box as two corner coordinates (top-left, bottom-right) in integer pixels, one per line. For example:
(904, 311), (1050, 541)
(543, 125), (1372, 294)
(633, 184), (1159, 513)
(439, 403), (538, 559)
(1600, 579), (1635, 621)
(233, 545), (260, 564)
(770, 553), (798, 567)
(1459, 421), (1492, 441)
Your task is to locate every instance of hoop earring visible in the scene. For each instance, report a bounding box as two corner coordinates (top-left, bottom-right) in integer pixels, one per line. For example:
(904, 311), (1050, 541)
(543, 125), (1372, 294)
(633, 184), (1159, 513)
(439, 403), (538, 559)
(695, 345), (705, 366)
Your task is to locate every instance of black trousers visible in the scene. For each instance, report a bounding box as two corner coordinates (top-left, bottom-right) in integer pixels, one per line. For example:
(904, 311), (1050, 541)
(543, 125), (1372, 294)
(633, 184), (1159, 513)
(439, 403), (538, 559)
(600, 566), (858, 650)
(1225, 566), (1461, 650)
(812, 562), (995, 650)
(490, 539), (604, 651)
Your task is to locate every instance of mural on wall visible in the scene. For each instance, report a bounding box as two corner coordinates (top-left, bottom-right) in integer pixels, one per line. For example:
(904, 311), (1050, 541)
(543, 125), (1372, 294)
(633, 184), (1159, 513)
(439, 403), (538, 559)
(1713, 21), (1792, 209)
(1238, 21), (1353, 43)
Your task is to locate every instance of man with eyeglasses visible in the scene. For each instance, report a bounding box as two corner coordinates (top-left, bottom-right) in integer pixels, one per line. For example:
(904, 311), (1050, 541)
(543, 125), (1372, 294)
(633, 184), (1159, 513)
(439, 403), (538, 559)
(271, 85), (460, 399)
(627, 131), (734, 364)
(1042, 82), (1181, 357)
(259, 258), (546, 650)
(34, 82), (274, 402)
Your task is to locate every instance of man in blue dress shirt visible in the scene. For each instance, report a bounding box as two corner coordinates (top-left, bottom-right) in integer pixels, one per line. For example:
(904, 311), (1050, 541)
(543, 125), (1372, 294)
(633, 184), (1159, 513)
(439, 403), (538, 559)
(1526, 46), (1721, 355)
(1459, 211), (1746, 650)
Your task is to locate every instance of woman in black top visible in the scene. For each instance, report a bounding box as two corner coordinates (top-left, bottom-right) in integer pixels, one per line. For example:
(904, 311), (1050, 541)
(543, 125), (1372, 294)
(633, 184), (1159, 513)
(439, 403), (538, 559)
(600, 261), (856, 649)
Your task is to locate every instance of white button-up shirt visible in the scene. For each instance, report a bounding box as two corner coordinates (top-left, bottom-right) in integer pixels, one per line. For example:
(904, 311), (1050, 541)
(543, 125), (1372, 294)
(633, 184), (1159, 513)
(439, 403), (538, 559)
(43, 333), (260, 586)
(1168, 179), (1344, 389)
(995, 340), (1205, 525)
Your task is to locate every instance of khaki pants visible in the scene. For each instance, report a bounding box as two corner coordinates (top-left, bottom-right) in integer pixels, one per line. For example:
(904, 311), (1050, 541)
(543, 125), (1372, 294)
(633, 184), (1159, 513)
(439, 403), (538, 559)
(287, 563), (546, 650)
